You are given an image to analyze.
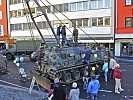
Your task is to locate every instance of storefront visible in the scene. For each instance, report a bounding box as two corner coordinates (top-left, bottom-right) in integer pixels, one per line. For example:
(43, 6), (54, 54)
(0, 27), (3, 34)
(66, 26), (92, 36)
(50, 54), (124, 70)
(115, 39), (133, 57)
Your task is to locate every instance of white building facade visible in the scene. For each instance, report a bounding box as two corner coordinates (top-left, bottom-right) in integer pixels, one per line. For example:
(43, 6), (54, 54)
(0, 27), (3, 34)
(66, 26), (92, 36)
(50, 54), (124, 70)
(9, 0), (114, 48)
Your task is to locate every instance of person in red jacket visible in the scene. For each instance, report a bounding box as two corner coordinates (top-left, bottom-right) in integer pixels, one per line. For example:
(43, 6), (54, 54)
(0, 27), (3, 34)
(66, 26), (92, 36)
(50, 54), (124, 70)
(114, 64), (124, 94)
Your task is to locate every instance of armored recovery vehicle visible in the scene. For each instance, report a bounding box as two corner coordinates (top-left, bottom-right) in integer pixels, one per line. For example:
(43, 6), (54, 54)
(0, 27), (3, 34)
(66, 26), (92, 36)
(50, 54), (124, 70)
(24, 0), (109, 85)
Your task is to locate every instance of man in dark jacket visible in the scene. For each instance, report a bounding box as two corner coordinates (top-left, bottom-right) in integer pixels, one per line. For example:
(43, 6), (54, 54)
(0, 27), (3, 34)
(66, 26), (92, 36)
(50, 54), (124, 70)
(72, 26), (78, 46)
(53, 78), (66, 100)
(61, 25), (66, 46)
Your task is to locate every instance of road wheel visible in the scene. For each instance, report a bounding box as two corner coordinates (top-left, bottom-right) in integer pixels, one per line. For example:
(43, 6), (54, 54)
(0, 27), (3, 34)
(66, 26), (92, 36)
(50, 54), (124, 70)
(73, 69), (80, 80)
(63, 72), (71, 83)
(55, 72), (62, 79)
(6, 53), (13, 60)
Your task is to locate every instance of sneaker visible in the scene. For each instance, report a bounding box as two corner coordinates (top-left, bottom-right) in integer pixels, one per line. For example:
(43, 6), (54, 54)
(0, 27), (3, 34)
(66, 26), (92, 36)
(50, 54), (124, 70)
(119, 89), (124, 92)
(115, 91), (120, 94)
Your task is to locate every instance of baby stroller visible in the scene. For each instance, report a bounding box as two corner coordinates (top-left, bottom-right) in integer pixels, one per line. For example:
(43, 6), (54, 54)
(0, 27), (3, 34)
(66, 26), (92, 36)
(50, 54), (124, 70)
(16, 63), (27, 82)
(19, 67), (27, 82)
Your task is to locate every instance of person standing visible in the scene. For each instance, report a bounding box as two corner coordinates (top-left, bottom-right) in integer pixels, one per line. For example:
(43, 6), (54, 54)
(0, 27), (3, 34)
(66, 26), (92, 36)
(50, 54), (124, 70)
(53, 78), (66, 100)
(83, 66), (89, 90)
(80, 50), (92, 67)
(68, 82), (80, 100)
(72, 26), (78, 46)
(102, 60), (108, 84)
(95, 64), (101, 79)
(87, 75), (100, 100)
(56, 25), (61, 42)
(114, 64), (124, 94)
(61, 25), (66, 46)
(109, 56), (117, 79)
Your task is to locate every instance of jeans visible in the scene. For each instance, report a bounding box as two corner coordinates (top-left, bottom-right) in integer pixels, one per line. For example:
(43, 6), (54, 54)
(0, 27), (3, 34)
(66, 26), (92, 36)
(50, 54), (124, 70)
(83, 77), (89, 90)
(90, 93), (98, 100)
(109, 69), (114, 79)
(57, 35), (60, 42)
(62, 35), (66, 46)
(104, 72), (108, 82)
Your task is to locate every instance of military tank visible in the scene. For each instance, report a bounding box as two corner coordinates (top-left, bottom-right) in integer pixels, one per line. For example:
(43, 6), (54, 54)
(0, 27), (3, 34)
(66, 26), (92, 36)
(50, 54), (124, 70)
(34, 43), (107, 83)
(25, 0), (109, 84)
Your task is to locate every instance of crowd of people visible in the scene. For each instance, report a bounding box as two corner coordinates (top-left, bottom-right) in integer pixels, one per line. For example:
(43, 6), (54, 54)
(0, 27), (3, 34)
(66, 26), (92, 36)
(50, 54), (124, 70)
(48, 56), (124, 100)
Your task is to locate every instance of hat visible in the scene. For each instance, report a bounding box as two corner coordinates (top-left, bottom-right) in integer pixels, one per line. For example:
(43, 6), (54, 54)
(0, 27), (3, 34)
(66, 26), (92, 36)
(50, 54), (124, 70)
(72, 82), (77, 88)
(54, 78), (59, 83)
(91, 67), (95, 71)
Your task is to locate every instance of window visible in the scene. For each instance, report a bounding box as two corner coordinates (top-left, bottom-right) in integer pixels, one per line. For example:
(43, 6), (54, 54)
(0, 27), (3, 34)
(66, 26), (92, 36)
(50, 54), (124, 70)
(71, 18), (89, 27)
(53, 5), (59, 13)
(59, 4), (63, 12)
(16, 24), (22, 30)
(10, 0), (22, 4)
(71, 19), (76, 27)
(125, 18), (133, 27)
(98, 0), (103, 8)
(91, 0), (97, 9)
(83, 19), (88, 27)
(83, 1), (88, 10)
(23, 8), (35, 16)
(77, 2), (82, 10)
(98, 17), (103, 26)
(105, 0), (110, 8)
(10, 24), (15, 31)
(47, 6), (51, 13)
(0, 0), (1, 5)
(37, 22), (44, 29)
(64, 3), (68, 12)
(71, 3), (76, 11)
(0, 11), (2, 19)
(77, 19), (82, 27)
(126, 0), (133, 5)
(0, 25), (3, 36)
(11, 11), (17, 17)
(104, 17), (110, 26)
(17, 10), (22, 17)
(92, 18), (97, 26)
(23, 23), (28, 30)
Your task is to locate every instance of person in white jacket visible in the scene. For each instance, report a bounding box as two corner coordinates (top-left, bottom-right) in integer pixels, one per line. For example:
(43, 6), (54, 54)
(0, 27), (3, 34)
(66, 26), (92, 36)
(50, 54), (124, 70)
(68, 82), (80, 100)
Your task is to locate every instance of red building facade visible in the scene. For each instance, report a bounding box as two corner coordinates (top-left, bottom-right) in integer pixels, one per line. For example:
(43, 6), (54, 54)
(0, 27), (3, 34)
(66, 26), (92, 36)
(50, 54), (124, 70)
(115, 0), (133, 56)
(0, 0), (9, 49)
(0, 0), (8, 37)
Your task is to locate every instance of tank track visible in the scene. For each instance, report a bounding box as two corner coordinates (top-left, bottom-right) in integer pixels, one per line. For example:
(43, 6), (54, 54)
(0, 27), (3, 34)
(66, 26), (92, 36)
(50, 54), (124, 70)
(35, 60), (103, 84)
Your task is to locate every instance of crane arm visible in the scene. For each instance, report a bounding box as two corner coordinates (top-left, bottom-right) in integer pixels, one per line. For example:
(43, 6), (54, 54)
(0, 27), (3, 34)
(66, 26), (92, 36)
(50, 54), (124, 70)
(24, 0), (61, 47)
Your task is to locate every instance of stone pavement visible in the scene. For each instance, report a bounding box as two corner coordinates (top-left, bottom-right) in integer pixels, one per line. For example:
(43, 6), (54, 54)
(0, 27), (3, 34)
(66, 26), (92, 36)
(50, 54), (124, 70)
(0, 83), (88, 100)
(0, 84), (47, 100)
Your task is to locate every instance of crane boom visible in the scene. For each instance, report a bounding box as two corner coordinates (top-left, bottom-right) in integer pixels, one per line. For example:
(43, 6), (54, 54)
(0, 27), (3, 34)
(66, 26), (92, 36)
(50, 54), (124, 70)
(24, 0), (61, 47)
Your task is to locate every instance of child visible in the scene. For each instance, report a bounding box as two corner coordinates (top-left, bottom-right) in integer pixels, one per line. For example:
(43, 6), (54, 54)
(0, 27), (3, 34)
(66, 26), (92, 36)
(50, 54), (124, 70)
(102, 60), (108, 84)
(114, 64), (124, 94)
